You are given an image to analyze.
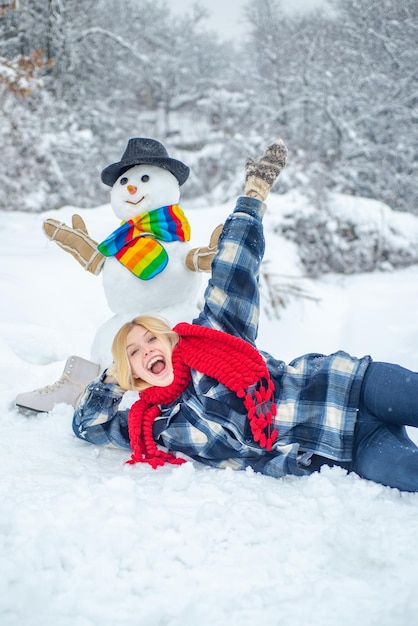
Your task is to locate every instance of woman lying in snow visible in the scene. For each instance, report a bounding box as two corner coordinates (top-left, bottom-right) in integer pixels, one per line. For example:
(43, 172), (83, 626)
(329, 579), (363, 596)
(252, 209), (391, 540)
(73, 139), (418, 493)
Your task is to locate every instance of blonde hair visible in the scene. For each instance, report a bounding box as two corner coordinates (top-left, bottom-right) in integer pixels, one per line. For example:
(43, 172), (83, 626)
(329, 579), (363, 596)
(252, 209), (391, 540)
(110, 315), (179, 391)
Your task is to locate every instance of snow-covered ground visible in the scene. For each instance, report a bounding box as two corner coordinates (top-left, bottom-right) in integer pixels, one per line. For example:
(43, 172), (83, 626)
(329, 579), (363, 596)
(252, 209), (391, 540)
(1, 193), (418, 626)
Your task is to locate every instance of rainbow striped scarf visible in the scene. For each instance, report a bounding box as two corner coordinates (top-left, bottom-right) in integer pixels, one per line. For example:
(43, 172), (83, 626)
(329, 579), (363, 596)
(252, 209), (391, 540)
(97, 205), (191, 280)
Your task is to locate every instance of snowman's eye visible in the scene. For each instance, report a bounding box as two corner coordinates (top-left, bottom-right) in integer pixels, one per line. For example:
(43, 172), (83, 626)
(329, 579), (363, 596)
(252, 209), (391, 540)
(141, 175), (150, 182)
(120, 177), (128, 185)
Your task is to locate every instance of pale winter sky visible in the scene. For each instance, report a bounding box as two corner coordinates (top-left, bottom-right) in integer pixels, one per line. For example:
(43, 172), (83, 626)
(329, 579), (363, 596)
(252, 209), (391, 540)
(170, 0), (330, 40)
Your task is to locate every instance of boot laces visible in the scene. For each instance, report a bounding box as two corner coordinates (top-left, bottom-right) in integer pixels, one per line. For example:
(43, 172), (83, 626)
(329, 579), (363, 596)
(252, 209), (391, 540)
(37, 374), (71, 394)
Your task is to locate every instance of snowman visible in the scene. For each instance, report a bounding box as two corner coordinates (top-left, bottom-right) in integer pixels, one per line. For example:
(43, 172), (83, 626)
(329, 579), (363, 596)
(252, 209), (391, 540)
(41, 138), (221, 369)
(15, 138), (221, 413)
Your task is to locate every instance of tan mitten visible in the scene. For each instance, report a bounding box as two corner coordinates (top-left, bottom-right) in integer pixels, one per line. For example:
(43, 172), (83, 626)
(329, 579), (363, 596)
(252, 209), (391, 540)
(245, 139), (288, 201)
(185, 223), (223, 272)
(43, 214), (105, 275)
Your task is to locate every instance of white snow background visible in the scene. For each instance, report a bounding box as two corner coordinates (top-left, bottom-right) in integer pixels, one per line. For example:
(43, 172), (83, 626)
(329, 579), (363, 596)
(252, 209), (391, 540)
(1, 191), (418, 626)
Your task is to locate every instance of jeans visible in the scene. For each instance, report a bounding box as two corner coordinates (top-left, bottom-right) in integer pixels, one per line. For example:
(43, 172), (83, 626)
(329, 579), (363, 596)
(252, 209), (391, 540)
(350, 361), (418, 492)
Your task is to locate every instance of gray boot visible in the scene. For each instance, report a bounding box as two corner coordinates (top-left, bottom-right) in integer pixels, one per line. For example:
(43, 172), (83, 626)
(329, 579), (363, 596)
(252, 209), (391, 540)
(15, 355), (101, 413)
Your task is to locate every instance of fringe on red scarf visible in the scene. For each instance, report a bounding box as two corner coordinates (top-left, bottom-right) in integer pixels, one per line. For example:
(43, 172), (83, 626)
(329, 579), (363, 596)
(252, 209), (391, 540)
(127, 322), (278, 468)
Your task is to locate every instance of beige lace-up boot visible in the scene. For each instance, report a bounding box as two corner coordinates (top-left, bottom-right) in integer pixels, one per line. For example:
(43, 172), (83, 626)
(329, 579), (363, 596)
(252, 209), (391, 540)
(15, 356), (101, 413)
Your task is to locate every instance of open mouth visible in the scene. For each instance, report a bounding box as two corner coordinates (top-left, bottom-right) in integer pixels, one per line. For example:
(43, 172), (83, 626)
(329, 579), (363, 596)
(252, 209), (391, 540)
(147, 356), (166, 375)
(126, 195), (145, 206)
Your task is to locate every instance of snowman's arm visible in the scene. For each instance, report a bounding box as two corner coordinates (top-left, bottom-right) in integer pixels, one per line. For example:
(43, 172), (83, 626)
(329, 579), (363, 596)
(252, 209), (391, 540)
(185, 224), (223, 273)
(72, 372), (131, 449)
(43, 214), (105, 275)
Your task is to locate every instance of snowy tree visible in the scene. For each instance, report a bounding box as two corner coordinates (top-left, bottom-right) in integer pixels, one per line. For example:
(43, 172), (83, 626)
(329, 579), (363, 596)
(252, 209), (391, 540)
(0, 49), (47, 96)
(0, 0), (416, 217)
(241, 0), (418, 213)
(327, 0), (418, 212)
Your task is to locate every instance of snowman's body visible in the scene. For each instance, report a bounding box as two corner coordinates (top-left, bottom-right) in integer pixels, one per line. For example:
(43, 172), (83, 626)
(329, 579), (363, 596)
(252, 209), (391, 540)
(90, 164), (201, 368)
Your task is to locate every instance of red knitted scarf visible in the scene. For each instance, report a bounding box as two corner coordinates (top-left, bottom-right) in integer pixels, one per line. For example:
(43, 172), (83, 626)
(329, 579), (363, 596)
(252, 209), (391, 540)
(127, 322), (278, 468)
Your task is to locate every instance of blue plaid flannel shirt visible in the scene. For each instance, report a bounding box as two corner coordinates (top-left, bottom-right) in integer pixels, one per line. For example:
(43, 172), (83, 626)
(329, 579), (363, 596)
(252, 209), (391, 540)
(73, 196), (370, 478)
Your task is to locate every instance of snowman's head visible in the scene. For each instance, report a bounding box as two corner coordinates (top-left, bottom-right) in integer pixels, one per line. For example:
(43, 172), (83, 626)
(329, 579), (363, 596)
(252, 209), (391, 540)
(110, 164), (181, 221)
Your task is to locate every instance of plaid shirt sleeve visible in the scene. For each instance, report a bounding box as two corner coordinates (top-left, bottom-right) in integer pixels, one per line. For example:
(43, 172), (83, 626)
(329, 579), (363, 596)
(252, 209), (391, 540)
(72, 372), (132, 449)
(193, 196), (265, 344)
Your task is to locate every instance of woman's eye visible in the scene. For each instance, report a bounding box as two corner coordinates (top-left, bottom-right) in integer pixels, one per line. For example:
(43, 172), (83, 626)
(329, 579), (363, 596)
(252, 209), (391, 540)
(141, 175), (150, 182)
(120, 177), (128, 185)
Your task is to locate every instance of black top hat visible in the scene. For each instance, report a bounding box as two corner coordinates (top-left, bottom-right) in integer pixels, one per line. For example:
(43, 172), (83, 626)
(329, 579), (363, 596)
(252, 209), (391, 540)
(101, 137), (190, 187)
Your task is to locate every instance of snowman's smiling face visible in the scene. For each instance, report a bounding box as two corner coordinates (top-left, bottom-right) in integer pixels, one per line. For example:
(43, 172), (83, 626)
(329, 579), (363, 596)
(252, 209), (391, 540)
(110, 164), (181, 221)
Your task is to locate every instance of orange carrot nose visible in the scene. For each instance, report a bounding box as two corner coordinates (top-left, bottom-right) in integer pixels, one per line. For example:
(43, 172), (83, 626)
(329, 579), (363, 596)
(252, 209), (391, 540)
(127, 185), (137, 194)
